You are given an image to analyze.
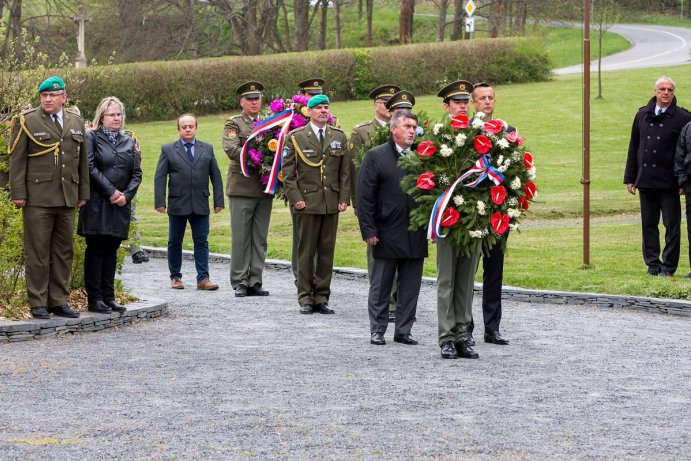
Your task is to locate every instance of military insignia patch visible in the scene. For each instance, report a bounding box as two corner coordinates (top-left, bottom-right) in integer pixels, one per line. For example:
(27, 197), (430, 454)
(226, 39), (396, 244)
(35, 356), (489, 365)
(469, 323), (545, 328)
(282, 146), (289, 158)
(330, 140), (342, 149)
(460, 83), (467, 91)
(228, 129), (237, 138)
(349, 143), (354, 149)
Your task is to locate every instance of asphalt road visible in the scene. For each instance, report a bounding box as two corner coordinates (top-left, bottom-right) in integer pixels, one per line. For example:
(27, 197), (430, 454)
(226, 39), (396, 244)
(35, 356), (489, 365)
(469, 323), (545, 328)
(0, 257), (689, 460)
(554, 23), (691, 74)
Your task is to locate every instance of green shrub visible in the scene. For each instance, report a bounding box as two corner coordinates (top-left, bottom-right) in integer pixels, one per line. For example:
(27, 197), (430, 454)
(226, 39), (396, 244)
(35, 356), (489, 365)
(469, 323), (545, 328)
(0, 189), (27, 318)
(58, 38), (549, 122)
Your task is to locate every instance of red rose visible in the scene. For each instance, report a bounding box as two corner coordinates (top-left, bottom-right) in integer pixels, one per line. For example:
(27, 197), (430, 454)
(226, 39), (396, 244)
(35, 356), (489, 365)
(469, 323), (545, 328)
(473, 135), (492, 154)
(518, 197), (530, 210)
(417, 141), (437, 157)
(423, 120), (430, 127)
(441, 207), (460, 227)
(525, 181), (537, 199)
(416, 172), (436, 190)
(523, 152), (534, 169)
(483, 119), (505, 135)
(506, 130), (519, 143)
(450, 114), (469, 130)
(490, 212), (510, 235)
(490, 185), (507, 205)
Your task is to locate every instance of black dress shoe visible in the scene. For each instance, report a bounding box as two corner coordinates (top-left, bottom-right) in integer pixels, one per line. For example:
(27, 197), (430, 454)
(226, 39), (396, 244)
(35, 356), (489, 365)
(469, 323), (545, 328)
(484, 330), (509, 345)
(30, 306), (50, 319)
(440, 340), (459, 359)
(106, 300), (127, 312)
(48, 305), (80, 318)
(388, 310), (396, 323)
(131, 250), (149, 264)
(455, 339), (479, 359)
(370, 332), (386, 345)
(87, 301), (112, 314)
(247, 283), (270, 296)
(467, 332), (476, 347)
(234, 284), (247, 297)
(659, 271), (674, 277)
(299, 303), (313, 314)
(314, 302), (334, 314)
(647, 267), (660, 276)
(393, 334), (418, 345)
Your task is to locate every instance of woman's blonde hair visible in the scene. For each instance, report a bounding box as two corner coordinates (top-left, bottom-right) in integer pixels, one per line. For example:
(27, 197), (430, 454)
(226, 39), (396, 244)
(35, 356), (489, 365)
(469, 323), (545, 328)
(91, 96), (126, 131)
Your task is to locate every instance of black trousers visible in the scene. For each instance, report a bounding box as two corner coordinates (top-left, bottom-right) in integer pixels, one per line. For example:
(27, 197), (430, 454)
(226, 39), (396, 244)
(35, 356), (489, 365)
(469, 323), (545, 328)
(368, 257), (423, 335)
(84, 235), (123, 304)
(639, 189), (680, 274)
(469, 238), (504, 335)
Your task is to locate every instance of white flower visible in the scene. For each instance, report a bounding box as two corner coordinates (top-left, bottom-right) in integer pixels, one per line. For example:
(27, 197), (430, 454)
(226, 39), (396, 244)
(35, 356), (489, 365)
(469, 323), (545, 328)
(504, 158), (512, 168)
(496, 138), (510, 149)
(472, 117), (484, 128)
(475, 111), (486, 120)
(481, 228), (489, 236)
(507, 197), (518, 207)
(469, 230), (483, 238)
(528, 166), (537, 180)
(439, 174), (450, 186)
(440, 144), (453, 157)
(476, 200), (486, 215)
(442, 133), (453, 141)
(455, 133), (467, 147)
(510, 177), (522, 190)
(432, 123), (444, 135)
(507, 208), (521, 218)
(509, 223), (520, 231)
(498, 164), (509, 173)
(453, 195), (465, 206)
(496, 155), (504, 165)
(511, 151), (522, 161)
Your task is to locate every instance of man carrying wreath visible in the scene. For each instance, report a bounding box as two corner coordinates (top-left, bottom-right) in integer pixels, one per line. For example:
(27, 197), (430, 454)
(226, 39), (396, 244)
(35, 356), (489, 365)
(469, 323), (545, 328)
(223, 81), (272, 298)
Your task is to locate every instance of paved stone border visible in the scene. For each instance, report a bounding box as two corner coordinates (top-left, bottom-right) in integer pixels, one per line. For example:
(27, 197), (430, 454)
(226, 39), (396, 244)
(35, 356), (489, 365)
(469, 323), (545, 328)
(0, 297), (168, 343)
(144, 245), (691, 317)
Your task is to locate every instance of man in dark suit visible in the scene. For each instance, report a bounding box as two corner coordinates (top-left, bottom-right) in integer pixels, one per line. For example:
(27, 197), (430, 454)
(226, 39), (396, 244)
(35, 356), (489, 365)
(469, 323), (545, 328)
(282, 94), (350, 314)
(467, 81), (512, 346)
(625, 76), (691, 277)
(357, 109), (428, 346)
(9, 76), (89, 319)
(223, 81), (272, 298)
(154, 114), (224, 290)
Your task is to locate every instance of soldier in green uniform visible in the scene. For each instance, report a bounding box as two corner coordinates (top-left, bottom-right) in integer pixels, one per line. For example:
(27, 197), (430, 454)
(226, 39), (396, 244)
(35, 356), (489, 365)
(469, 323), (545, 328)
(435, 80), (480, 360)
(281, 94), (350, 314)
(8, 76), (89, 319)
(297, 78), (325, 96)
(222, 81), (272, 298)
(349, 84), (400, 322)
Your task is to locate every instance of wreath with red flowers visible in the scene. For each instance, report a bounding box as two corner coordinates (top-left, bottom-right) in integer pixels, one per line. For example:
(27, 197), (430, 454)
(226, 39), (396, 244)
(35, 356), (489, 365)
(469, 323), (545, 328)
(399, 112), (537, 256)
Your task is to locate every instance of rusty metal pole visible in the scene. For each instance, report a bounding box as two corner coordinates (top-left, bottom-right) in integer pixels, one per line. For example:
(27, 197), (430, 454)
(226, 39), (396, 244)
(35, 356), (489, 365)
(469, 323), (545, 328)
(582, 0), (591, 266)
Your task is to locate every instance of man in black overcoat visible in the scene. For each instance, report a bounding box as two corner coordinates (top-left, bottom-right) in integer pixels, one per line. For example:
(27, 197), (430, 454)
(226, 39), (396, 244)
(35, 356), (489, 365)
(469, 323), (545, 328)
(356, 110), (428, 346)
(625, 77), (691, 276)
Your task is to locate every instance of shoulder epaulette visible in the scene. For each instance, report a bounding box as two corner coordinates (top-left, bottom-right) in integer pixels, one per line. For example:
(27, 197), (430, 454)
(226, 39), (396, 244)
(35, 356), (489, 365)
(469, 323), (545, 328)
(355, 121), (374, 129)
(328, 125), (345, 134)
(65, 108), (83, 119)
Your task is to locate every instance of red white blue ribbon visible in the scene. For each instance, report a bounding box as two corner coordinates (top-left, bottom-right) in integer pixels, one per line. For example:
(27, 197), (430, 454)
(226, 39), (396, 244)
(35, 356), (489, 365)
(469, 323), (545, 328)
(240, 109), (294, 194)
(427, 155), (505, 241)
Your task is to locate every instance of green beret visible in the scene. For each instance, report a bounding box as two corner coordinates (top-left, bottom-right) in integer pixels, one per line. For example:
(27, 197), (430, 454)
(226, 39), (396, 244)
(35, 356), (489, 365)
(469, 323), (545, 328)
(38, 76), (65, 93)
(307, 94), (330, 108)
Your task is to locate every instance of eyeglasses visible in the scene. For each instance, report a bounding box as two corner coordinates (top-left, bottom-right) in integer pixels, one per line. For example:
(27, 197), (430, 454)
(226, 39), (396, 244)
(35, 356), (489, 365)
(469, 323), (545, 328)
(40, 92), (65, 99)
(104, 113), (123, 117)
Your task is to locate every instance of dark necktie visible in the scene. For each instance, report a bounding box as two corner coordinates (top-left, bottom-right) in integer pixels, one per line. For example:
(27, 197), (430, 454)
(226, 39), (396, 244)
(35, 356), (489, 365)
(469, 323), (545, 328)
(53, 114), (62, 132)
(318, 128), (325, 149)
(184, 142), (194, 162)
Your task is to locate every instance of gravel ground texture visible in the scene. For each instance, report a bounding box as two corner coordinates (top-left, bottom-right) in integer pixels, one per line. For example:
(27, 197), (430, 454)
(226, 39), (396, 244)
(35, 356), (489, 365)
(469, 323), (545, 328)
(1, 257), (689, 461)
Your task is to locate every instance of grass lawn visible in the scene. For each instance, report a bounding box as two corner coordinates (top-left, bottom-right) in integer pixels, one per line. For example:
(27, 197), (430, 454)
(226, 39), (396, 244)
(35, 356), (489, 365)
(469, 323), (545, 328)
(126, 59), (691, 299)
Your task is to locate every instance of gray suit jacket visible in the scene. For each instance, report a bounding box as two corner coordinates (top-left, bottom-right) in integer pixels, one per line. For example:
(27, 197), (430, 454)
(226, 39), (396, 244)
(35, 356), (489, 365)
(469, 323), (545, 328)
(154, 139), (224, 216)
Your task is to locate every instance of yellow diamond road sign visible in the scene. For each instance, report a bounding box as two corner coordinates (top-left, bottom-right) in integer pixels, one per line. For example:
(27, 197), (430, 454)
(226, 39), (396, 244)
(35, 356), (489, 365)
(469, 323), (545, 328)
(465, 0), (476, 17)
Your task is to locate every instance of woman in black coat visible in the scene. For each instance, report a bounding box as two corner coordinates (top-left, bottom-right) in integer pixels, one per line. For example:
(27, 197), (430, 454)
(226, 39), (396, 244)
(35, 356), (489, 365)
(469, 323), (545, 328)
(77, 96), (142, 313)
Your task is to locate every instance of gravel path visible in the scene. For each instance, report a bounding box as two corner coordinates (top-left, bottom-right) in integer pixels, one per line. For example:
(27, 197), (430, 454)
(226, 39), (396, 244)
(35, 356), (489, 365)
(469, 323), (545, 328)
(1, 257), (689, 460)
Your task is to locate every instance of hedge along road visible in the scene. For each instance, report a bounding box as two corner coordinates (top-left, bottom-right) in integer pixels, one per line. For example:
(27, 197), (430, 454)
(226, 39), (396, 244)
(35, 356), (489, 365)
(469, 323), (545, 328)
(0, 257), (689, 459)
(554, 23), (691, 74)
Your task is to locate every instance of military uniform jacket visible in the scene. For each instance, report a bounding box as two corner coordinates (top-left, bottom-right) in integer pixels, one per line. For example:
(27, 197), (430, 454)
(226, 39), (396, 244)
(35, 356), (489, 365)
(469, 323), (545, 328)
(223, 112), (265, 198)
(349, 118), (382, 209)
(9, 107), (89, 207)
(625, 96), (691, 190)
(282, 124), (350, 214)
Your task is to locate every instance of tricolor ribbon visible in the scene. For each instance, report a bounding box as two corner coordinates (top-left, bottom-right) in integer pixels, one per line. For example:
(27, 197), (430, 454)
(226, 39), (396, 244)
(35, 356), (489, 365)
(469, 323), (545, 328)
(426, 154), (505, 241)
(240, 108), (295, 194)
